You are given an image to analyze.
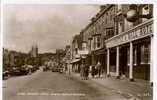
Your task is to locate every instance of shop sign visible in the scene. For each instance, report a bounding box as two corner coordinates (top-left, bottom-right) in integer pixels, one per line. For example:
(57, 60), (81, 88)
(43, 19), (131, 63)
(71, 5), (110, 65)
(106, 21), (153, 48)
(79, 50), (89, 55)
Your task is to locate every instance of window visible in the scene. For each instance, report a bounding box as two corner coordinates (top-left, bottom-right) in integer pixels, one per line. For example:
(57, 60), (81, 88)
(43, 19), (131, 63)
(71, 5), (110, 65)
(133, 46), (137, 66)
(94, 36), (101, 49)
(118, 22), (123, 33)
(106, 28), (114, 39)
(75, 48), (78, 54)
(97, 36), (101, 48)
(127, 48), (130, 66)
(141, 43), (150, 64)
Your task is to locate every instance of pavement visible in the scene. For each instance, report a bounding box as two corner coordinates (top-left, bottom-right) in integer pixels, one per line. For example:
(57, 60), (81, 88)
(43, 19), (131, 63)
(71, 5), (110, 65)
(70, 72), (153, 100)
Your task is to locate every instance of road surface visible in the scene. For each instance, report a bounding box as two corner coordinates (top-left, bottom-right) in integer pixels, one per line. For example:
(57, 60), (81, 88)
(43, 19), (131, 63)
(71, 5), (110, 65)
(3, 70), (128, 100)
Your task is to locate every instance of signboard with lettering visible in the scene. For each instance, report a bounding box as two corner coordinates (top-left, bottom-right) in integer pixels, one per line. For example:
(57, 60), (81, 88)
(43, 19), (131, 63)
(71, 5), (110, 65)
(105, 19), (153, 48)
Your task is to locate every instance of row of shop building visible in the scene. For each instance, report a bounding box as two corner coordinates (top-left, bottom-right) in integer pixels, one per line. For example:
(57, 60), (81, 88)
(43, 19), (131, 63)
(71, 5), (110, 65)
(67, 4), (153, 84)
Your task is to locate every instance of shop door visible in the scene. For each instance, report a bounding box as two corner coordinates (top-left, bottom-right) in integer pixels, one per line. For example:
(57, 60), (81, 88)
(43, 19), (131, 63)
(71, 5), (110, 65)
(119, 47), (129, 77)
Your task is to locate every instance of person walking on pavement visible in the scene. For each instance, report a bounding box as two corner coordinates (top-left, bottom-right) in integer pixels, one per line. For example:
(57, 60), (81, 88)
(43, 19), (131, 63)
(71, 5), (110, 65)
(84, 64), (89, 80)
(68, 63), (72, 75)
(91, 65), (95, 78)
(80, 60), (85, 80)
(96, 61), (101, 78)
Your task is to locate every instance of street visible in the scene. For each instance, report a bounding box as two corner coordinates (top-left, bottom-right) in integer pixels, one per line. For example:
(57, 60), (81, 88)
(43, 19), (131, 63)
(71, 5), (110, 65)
(3, 70), (127, 100)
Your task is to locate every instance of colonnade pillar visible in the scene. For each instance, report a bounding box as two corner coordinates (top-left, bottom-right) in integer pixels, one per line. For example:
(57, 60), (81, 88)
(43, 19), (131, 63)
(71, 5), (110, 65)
(129, 42), (134, 81)
(107, 49), (110, 76)
(116, 46), (120, 78)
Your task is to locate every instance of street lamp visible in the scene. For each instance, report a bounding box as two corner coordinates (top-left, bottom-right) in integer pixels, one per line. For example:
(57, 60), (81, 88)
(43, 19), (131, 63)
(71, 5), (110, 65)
(124, 4), (152, 22)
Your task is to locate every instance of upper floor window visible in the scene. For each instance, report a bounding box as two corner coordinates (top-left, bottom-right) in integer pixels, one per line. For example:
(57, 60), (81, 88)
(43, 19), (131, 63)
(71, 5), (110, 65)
(118, 21), (123, 34)
(96, 36), (101, 48)
(106, 28), (114, 39)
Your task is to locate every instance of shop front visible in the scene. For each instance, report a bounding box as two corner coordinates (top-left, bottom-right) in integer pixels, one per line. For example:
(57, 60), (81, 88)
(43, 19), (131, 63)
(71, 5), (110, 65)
(92, 48), (107, 75)
(71, 59), (81, 73)
(105, 19), (153, 81)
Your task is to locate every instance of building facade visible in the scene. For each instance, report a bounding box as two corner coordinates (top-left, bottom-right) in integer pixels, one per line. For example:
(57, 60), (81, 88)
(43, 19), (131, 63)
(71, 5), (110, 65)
(82, 5), (117, 76)
(106, 4), (153, 82)
(80, 4), (153, 83)
(3, 48), (29, 71)
(71, 34), (83, 72)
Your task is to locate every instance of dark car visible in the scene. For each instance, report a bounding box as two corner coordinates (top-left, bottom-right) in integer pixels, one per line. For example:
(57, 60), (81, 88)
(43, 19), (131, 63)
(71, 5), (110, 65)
(58, 67), (63, 73)
(51, 67), (58, 72)
(3, 70), (10, 80)
(10, 67), (22, 76)
(43, 66), (50, 72)
(20, 65), (30, 75)
(31, 66), (39, 73)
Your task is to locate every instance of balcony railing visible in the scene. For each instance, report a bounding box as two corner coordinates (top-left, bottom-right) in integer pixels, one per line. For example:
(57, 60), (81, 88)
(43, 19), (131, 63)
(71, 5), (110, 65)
(105, 18), (153, 48)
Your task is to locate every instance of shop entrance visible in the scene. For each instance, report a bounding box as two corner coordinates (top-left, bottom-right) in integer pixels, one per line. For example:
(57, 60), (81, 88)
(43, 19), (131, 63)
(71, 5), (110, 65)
(119, 46), (129, 77)
(110, 48), (116, 75)
(133, 39), (150, 80)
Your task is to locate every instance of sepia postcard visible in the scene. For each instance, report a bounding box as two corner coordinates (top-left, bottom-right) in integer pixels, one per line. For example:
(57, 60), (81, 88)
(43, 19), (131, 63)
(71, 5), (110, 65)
(1, 1), (156, 100)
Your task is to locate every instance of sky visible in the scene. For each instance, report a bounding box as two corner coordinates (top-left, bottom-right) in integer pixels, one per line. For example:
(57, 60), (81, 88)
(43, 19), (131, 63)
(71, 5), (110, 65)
(3, 4), (100, 53)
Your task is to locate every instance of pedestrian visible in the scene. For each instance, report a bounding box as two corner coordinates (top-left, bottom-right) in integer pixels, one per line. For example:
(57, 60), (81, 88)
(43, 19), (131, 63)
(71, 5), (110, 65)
(80, 61), (85, 80)
(94, 65), (98, 77)
(68, 64), (72, 75)
(84, 64), (89, 80)
(96, 61), (101, 78)
(91, 65), (95, 78)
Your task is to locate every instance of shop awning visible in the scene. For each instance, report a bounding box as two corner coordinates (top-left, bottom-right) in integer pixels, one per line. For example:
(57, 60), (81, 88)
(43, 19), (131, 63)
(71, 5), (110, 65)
(92, 47), (106, 55)
(70, 59), (80, 64)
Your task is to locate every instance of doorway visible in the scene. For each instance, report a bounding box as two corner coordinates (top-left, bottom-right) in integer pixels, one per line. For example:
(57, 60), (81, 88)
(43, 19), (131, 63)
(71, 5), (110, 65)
(119, 46), (129, 77)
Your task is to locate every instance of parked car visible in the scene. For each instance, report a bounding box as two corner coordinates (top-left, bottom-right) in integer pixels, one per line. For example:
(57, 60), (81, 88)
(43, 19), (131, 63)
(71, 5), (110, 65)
(58, 67), (63, 73)
(21, 65), (30, 75)
(9, 67), (22, 76)
(51, 67), (59, 72)
(3, 70), (10, 80)
(43, 66), (50, 72)
(27, 65), (34, 73)
(31, 65), (39, 73)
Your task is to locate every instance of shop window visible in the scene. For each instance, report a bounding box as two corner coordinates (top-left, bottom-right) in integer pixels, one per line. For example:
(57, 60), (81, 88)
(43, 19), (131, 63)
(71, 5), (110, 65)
(127, 48), (130, 66)
(133, 47), (137, 66)
(141, 43), (150, 64)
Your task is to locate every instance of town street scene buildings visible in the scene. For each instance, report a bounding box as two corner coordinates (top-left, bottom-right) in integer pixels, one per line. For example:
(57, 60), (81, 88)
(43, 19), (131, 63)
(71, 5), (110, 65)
(3, 4), (154, 100)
